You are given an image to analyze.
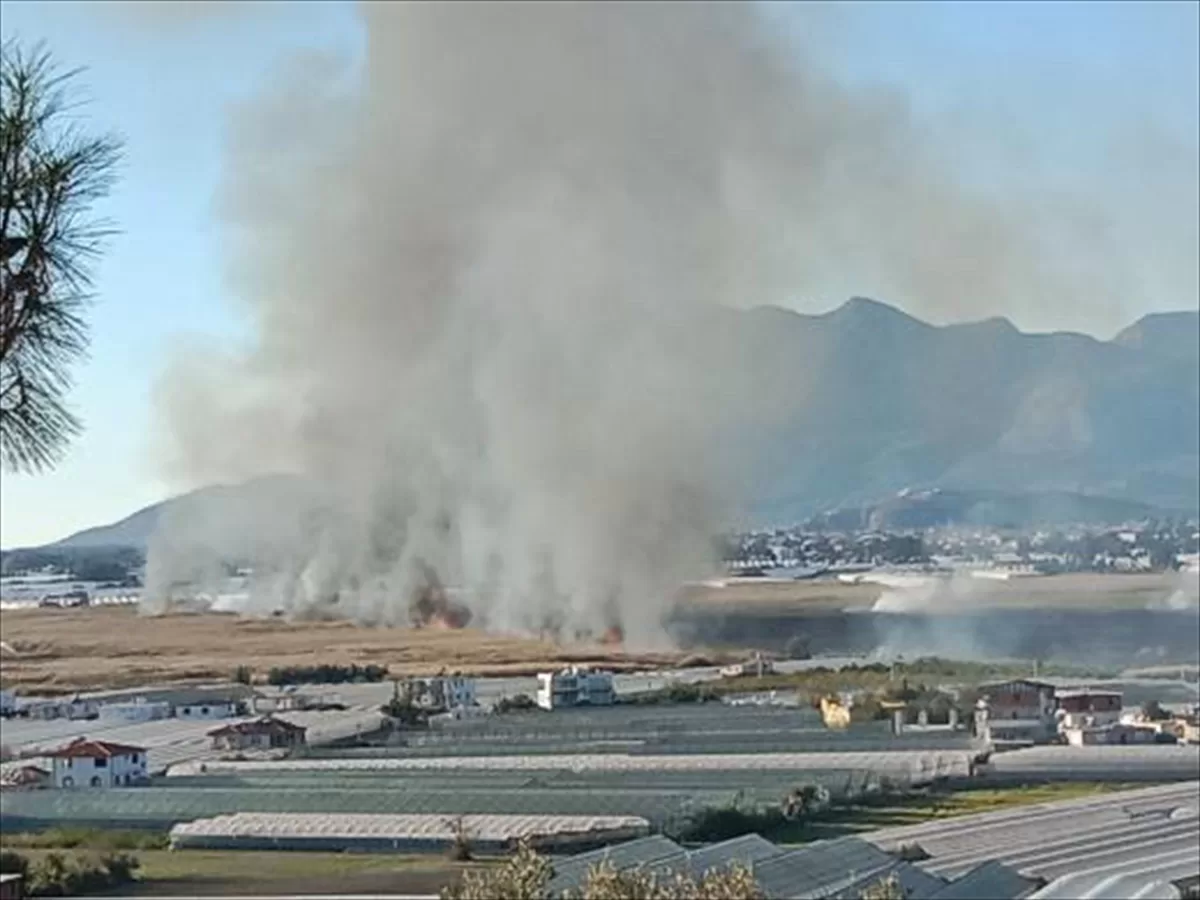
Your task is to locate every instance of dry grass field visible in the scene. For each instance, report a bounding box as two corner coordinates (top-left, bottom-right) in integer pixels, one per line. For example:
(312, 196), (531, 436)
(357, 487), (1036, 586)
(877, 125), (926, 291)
(0, 573), (1184, 692)
(0, 605), (705, 692)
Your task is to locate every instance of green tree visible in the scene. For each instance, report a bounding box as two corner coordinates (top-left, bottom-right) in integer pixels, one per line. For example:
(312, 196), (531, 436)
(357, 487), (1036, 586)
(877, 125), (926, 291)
(1, 39), (122, 472)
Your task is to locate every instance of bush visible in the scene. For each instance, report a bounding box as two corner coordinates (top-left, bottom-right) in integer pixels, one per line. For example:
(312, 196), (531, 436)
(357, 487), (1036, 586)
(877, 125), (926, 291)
(894, 842), (930, 862)
(567, 861), (763, 900)
(858, 874), (907, 900)
(22, 849), (140, 896)
(494, 693), (537, 714)
(447, 816), (473, 862)
(2, 827), (167, 851)
(441, 841), (553, 900)
(439, 843), (764, 900)
(625, 681), (718, 706)
(233, 665), (254, 685)
(1142, 700), (1172, 721)
(673, 798), (786, 843)
(266, 663), (389, 686)
(0, 849), (29, 876)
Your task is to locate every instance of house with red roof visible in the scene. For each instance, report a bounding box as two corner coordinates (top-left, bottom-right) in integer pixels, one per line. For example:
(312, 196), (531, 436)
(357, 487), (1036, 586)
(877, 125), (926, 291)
(0, 763), (50, 790)
(46, 738), (148, 788)
(208, 716), (307, 752)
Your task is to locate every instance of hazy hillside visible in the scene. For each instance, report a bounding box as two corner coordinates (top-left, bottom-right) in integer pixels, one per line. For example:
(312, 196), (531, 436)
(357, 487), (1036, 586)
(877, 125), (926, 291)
(733, 299), (1198, 524)
(15, 299), (1198, 551)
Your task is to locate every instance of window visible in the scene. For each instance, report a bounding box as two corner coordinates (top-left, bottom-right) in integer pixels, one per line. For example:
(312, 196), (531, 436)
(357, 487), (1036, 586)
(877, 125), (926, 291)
(62, 776), (74, 788)
(130, 753), (138, 763)
(90, 775), (103, 787)
(94, 757), (107, 768)
(201, 706), (209, 715)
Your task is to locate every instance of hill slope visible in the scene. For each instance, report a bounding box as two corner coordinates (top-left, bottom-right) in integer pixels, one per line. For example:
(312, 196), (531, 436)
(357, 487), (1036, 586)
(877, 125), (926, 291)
(728, 300), (1198, 523)
(17, 300), (1199, 550)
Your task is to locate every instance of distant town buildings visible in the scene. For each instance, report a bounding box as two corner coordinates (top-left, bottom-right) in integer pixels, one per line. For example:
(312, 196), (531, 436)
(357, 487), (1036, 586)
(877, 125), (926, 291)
(720, 520), (1200, 578)
(536, 667), (615, 711)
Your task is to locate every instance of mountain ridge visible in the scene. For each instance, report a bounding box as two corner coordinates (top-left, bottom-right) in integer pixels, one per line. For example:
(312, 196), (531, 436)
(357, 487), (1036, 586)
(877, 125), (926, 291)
(8, 298), (1197, 551)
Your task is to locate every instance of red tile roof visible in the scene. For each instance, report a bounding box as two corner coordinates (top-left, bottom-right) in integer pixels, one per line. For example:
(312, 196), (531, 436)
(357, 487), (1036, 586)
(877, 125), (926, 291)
(207, 716), (306, 737)
(1, 765), (50, 784)
(47, 737), (146, 759)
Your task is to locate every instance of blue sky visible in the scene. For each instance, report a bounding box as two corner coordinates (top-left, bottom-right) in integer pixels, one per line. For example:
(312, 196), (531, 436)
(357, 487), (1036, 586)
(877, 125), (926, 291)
(0, 0), (1196, 548)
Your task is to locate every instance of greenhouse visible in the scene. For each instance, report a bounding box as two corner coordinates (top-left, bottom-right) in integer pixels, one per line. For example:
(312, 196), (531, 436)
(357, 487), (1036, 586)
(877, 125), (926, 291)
(169, 812), (650, 854)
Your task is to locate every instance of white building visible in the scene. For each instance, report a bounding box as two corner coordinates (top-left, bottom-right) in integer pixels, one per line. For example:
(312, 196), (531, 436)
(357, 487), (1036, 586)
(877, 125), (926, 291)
(444, 676), (476, 709)
(397, 675), (477, 712)
(46, 738), (148, 788)
(21, 696), (98, 721)
(536, 666), (615, 711)
(174, 698), (239, 720)
(97, 698), (172, 724)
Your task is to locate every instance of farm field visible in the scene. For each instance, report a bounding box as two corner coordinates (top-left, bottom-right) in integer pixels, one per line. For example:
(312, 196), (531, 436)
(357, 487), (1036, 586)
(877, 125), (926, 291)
(0, 605), (691, 693)
(0, 572), (1190, 692)
(5, 847), (483, 897)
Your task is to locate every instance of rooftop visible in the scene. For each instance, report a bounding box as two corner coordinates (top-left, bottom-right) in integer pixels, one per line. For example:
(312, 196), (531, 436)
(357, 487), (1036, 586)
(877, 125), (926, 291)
(207, 716), (306, 737)
(47, 737), (146, 759)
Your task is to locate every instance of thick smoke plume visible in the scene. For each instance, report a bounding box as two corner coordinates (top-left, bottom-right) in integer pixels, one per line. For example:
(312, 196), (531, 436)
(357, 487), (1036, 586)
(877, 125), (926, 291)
(146, 2), (1197, 643)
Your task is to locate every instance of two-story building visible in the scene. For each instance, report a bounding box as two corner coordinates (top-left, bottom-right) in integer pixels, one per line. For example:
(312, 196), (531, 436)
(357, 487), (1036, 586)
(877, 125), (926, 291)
(45, 738), (148, 788)
(974, 679), (1058, 744)
(1055, 689), (1123, 730)
(536, 667), (615, 711)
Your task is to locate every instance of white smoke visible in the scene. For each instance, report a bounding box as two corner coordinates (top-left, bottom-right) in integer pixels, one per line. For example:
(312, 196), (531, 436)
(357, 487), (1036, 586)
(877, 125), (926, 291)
(141, 1), (1199, 647)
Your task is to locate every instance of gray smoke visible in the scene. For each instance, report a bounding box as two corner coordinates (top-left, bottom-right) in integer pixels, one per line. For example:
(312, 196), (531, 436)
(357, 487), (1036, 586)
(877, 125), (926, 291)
(145, 1), (1197, 643)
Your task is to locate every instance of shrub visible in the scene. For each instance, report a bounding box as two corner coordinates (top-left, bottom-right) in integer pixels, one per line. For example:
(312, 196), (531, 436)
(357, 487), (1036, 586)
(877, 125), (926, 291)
(439, 844), (765, 900)
(674, 798), (786, 843)
(447, 816), (473, 862)
(99, 851), (140, 883)
(894, 842), (931, 862)
(23, 848), (140, 896)
(441, 841), (553, 900)
(567, 861), (764, 900)
(1142, 700), (1172, 721)
(858, 873), (907, 900)
(494, 693), (537, 714)
(266, 662), (389, 686)
(0, 849), (28, 876)
(233, 665), (253, 685)
(2, 827), (167, 851)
